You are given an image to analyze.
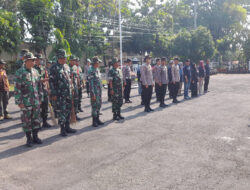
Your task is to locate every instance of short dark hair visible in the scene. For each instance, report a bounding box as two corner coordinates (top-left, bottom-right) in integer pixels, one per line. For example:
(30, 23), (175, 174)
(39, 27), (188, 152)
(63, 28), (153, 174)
(161, 57), (166, 62)
(156, 58), (161, 62)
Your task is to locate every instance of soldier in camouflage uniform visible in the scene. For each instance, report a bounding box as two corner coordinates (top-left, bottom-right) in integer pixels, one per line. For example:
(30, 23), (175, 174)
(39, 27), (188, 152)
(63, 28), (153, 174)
(88, 56), (104, 127)
(34, 53), (52, 128)
(15, 49), (29, 70)
(76, 58), (84, 112)
(15, 52), (43, 147)
(49, 49), (77, 136)
(109, 58), (124, 120)
(69, 55), (80, 120)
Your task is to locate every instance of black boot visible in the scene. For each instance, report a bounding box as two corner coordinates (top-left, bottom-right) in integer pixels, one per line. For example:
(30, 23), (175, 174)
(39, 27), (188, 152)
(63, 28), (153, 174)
(32, 129), (42, 144)
(60, 124), (67, 137)
(117, 111), (124, 120)
(26, 132), (33, 147)
(113, 113), (120, 121)
(92, 117), (98, 127)
(42, 121), (52, 128)
(97, 115), (104, 125)
(78, 107), (83, 112)
(65, 122), (77, 133)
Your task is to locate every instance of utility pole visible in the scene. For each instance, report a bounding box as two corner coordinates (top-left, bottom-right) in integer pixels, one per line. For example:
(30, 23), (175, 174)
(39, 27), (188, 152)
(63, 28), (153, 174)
(119, 0), (123, 68)
(194, 0), (198, 29)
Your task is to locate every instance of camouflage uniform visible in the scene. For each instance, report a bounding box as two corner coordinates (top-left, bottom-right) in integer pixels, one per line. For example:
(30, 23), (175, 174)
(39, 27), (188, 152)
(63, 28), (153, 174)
(15, 49), (29, 70)
(15, 66), (43, 133)
(49, 49), (76, 136)
(109, 67), (123, 113)
(34, 62), (51, 127)
(69, 62), (79, 114)
(76, 60), (83, 112)
(88, 65), (102, 118)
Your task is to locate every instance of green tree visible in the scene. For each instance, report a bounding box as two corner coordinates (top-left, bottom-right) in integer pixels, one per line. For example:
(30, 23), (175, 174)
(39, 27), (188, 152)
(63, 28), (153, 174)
(0, 10), (21, 53)
(20, 0), (54, 56)
(190, 26), (215, 62)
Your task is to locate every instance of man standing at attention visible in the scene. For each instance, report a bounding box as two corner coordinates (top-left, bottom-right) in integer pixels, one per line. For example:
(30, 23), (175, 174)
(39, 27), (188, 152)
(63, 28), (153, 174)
(183, 59), (191, 100)
(109, 58), (124, 121)
(141, 56), (154, 112)
(123, 59), (133, 103)
(171, 57), (181, 103)
(15, 52), (43, 147)
(88, 56), (104, 127)
(49, 49), (77, 137)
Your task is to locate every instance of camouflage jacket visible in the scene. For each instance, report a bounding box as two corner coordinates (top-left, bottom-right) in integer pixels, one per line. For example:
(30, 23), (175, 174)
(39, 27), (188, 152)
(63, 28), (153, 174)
(70, 65), (78, 93)
(108, 67), (123, 94)
(14, 67), (43, 107)
(15, 59), (24, 70)
(88, 66), (102, 97)
(49, 62), (72, 98)
(34, 65), (49, 94)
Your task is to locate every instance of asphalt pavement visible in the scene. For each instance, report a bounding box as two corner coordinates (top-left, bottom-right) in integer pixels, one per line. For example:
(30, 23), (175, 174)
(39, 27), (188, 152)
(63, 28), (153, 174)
(1, 74), (250, 190)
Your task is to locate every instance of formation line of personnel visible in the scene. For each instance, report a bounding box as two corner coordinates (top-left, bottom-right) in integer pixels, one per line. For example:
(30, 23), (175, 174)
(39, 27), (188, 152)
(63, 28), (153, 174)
(0, 49), (211, 147)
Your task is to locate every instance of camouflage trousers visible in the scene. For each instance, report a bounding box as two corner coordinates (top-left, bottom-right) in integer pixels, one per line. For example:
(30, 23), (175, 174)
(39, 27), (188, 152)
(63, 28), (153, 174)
(21, 106), (41, 133)
(78, 87), (82, 108)
(41, 94), (49, 122)
(57, 96), (72, 126)
(111, 93), (123, 113)
(91, 94), (102, 117)
(73, 90), (79, 113)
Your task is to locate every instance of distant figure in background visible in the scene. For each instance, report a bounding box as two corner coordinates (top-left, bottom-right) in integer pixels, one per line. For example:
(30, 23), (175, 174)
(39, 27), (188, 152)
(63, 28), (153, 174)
(84, 59), (91, 98)
(198, 60), (205, 95)
(15, 49), (29, 70)
(171, 58), (181, 103)
(190, 63), (198, 98)
(183, 59), (191, 99)
(204, 59), (211, 93)
(178, 62), (184, 96)
(123, 59), (133, 103)
(168, 60), (173, 99)
(141, 56), (154, 112)
(154, 58), (161, 102)
(0, 59), (12, 121)
(106, 61), (112, 102)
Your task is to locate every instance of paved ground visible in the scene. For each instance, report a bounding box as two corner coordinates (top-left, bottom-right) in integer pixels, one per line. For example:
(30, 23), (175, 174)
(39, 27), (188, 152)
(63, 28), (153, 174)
(1, 74), (250, 190)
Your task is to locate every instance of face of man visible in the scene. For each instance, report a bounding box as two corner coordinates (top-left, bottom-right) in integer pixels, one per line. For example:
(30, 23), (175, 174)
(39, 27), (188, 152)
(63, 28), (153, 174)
(161, 60), (166, 65)
(128, 61), (132, 66)
(35, 58), (41, 66)
(174, 60), (179, 65)
(25, 59), (35, 69)
(87, 62), (91, 66)
(69, 60), (75, 66)
(58, 58), (67, 65)
(93, 62), (99, 68)
(146, 58), (151, 64)
(156, 60), (161, 65)
(114, 62), (119, 69)
(186, 61), (190, 66)
(207, 60), (210, 64)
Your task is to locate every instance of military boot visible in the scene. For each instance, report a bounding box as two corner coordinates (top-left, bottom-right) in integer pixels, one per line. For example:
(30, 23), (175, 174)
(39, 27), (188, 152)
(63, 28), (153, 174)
(97, 115), (104, 125)
(65, 122), (77, 133)
(113, 113), (120, 121)
(78, 106), (83, 112)
(32, 129), (43, 144)
(43, 121), (52, 128)
(60, 124), (67, 137)
(117, 111), (124, 120)
(92, 117), (98, 127)
(25, 132), (33, 147)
